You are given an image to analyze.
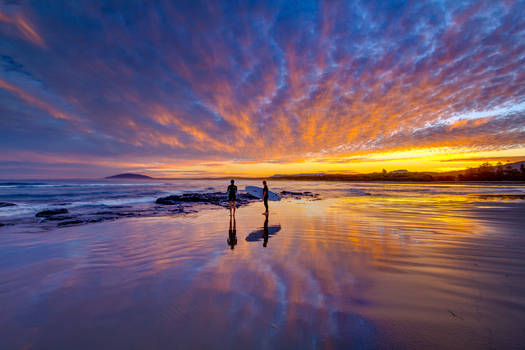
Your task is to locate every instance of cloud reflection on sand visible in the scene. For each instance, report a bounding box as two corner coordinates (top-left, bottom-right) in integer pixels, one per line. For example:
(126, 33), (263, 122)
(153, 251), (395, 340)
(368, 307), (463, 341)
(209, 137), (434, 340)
(0, 184), (525, 348)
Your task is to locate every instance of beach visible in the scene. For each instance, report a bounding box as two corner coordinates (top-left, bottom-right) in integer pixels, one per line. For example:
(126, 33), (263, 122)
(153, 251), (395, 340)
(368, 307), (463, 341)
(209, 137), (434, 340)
(1, 181), (525, 349)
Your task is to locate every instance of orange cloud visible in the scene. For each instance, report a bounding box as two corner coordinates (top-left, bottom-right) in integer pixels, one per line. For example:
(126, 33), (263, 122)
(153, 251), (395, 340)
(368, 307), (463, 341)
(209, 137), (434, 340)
(0, 78), (70, 121)
(0, 11), (44, 47)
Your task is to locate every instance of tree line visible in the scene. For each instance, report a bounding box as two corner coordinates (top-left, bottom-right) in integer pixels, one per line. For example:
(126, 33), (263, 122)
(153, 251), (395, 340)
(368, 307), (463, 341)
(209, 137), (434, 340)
(457, 162), (525, 181)
(272, 162), (525, 182)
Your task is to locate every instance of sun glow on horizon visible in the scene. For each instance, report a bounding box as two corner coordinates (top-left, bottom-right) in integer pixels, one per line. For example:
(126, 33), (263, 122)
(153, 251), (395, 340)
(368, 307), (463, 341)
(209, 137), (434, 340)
(115, 147), (525, 179)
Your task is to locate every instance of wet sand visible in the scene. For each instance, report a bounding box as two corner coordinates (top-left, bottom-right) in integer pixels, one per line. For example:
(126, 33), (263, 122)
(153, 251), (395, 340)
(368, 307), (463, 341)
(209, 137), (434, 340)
(1, 193), (525, 349)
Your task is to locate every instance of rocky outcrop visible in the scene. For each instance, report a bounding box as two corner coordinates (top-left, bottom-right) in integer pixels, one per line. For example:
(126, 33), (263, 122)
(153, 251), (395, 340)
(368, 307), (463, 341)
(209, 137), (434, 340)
(156, 192), (258, 207)
(18, 189), (324, 230)
(57, 220), (84, 227)
(280, 191), (319, 199)
(35, 208), (69, 217)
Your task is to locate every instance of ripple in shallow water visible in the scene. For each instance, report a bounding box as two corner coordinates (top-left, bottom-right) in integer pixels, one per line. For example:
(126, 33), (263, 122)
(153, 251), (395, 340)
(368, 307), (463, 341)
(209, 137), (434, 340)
(1, 185), (525, 349)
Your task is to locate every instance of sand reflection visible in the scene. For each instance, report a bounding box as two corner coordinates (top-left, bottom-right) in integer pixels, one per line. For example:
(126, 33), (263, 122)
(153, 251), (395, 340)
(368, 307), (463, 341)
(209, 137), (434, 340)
(1, 186), (524, 349)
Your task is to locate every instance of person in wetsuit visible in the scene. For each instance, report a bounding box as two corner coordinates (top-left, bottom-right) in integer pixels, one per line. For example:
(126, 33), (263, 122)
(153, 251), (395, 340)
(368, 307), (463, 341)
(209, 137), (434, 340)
(262, 180), (269, 215)
(227, 179), (238, 216)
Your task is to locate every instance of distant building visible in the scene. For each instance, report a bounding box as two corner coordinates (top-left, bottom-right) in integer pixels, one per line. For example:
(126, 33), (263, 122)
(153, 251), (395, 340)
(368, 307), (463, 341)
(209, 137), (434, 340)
(390, 169), (408, 174)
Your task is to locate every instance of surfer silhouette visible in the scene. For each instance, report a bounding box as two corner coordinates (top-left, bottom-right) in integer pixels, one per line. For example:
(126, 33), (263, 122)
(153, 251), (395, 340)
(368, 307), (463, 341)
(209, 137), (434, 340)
(263, 214), (269, 247)
(245, 216), (280, 245)
(262, 180), (269, 215)
(227, 215), (237, 249)
(227, 179), (237, 216)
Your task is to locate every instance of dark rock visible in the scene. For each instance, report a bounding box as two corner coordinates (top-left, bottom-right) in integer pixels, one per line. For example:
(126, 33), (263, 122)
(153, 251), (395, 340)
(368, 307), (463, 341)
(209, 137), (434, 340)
(156, 192), (257, 207)
(280, 191), (302, 196)
(234, 193), (260, 203)
(43, 215), (73, 221)
(280, 191), (319, 197)
(86, 218), (106, 223)
(116, 212), (136, 217)
(35, 208), (68, 217)
(243, 193), (259, 199)
(156, 192), (225, 205)
(0, 202), (16, 207)
(170, 205), (185, 213)
(94, 211), (113, 215)
(57, 220), (83, 226)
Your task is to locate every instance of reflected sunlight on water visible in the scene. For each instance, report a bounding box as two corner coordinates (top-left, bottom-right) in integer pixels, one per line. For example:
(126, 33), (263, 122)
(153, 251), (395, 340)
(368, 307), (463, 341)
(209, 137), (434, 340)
(1, 183), (524, 349)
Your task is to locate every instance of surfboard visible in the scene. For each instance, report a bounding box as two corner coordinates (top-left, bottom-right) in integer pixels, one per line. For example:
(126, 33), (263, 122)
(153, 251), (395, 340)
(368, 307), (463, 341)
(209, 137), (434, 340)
(245, 186), (281, 201)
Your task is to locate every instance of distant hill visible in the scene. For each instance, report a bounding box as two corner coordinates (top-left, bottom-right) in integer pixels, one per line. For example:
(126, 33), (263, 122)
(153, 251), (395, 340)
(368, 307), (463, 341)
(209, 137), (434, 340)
(105, 173), (153, 179)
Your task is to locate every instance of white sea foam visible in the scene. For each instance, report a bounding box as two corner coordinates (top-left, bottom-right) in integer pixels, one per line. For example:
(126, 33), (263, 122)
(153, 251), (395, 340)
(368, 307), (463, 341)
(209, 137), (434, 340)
(0, 189), (189, 219)
(0, 182), (175, 189)
(71, 196), (159, 207)
(0, 203), (49, 218)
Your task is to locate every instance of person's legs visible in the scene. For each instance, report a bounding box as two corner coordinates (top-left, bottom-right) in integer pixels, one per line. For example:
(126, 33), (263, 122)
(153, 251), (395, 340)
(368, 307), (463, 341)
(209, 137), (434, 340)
(264, 197), (268, 213)
(233, 200), (236, 215)
(229, 201), (233, 215)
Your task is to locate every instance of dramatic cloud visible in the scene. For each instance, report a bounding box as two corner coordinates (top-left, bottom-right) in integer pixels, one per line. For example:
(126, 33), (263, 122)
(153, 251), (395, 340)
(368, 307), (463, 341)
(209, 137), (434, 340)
(0, 0), (524, 177)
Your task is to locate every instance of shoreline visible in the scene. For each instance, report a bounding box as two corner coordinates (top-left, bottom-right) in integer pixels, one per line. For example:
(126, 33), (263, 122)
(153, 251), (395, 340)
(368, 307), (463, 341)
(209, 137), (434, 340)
(2, 181), (525, 232)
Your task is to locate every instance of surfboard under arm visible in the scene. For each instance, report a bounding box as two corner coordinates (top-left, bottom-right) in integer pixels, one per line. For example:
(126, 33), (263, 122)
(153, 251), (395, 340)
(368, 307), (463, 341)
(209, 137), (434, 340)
(245, 186), (281, 201)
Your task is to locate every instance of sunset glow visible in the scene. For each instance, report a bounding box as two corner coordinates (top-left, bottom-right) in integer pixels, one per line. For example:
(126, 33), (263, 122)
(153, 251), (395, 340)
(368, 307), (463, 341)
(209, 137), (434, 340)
(1, 1), (524, 178)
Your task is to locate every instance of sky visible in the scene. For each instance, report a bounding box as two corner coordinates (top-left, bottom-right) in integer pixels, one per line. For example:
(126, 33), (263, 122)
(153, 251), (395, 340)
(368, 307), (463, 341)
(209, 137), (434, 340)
(1, 0), (524, 178)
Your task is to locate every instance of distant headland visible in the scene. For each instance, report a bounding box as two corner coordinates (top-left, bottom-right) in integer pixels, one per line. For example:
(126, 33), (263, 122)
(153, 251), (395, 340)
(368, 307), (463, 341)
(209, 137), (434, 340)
(271, 161), (525, 182)
(105, 173), (153, 179)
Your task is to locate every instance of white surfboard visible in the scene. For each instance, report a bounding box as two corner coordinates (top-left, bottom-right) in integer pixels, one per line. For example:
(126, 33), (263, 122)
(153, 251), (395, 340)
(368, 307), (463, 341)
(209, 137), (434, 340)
(245, 186), (281, 201)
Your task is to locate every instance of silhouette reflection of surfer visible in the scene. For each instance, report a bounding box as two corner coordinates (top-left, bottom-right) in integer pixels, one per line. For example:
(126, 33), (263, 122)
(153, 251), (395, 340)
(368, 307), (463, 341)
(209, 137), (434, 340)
(246, 214), (281, 247)
(227, 215), (237, 249)
(263, 215), (269, 247)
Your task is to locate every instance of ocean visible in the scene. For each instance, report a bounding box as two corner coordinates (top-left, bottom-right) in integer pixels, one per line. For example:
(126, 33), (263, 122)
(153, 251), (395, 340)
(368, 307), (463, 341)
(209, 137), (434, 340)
(1, 179), (524, 231)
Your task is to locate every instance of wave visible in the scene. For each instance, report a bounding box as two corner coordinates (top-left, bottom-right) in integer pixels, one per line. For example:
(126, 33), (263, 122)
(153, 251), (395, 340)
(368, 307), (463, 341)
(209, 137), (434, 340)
(0, 192), (186, 219)
(0, 182), (47, 187)
(71, 196), (159, 207)
(0, 203), (49, 218)
(0, 182), (175, 189)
